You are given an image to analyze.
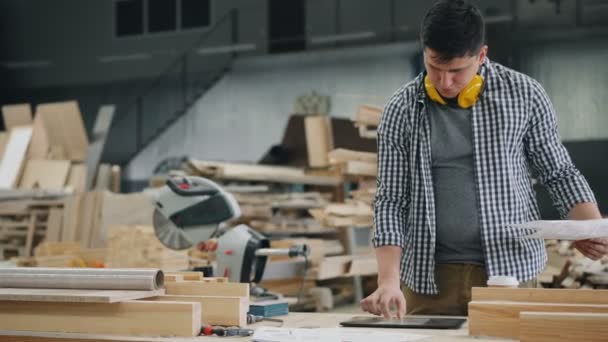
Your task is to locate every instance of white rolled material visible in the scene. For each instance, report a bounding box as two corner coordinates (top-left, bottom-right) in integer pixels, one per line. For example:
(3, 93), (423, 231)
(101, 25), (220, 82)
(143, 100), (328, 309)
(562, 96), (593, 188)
(0, 268), (164, 291)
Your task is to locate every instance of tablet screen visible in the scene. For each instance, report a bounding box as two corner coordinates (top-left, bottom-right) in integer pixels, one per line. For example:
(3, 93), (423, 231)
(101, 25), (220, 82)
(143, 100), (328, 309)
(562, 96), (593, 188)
(340, 316), (466, 329)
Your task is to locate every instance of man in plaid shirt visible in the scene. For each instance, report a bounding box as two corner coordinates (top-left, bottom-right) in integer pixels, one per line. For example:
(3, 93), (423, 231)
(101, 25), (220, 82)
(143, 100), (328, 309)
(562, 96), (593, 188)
(361, 0), (607, 317)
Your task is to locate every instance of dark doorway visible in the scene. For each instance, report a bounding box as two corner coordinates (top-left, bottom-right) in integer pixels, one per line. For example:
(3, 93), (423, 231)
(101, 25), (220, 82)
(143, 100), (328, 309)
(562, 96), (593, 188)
(268, 0), (306, 53)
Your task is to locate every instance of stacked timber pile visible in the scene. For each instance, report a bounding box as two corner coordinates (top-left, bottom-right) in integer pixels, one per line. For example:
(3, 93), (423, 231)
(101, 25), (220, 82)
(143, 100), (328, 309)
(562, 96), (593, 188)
(352, 104), (382, 139)
(0, 268), (249, 340)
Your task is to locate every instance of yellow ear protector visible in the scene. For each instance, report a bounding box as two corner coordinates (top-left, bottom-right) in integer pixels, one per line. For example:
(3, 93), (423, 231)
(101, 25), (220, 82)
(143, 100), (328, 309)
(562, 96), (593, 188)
(424, 74), (484, 109)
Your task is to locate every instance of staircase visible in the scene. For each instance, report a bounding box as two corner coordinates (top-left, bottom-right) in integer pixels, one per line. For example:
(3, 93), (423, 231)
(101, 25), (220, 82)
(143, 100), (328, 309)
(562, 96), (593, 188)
(108, 9), (241, 166)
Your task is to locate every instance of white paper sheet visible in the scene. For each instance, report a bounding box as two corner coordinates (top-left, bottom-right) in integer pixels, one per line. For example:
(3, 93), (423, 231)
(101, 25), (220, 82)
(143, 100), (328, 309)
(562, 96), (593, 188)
(252, 327), (430, 342)
(508, 219), (608, 240)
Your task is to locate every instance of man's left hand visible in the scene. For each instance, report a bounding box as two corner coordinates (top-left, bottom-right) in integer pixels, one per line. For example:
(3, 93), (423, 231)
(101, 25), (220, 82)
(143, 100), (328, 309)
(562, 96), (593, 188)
(573, 238), (608, 260)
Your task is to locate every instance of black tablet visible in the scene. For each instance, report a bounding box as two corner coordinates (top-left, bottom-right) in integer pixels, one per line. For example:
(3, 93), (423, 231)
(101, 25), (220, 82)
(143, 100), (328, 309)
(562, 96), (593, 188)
(339, 316), (466, 329)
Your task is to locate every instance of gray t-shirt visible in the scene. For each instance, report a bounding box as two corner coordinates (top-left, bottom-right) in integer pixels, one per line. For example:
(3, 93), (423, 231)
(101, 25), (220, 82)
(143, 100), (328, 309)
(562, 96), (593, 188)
(428, 99), (484, 264)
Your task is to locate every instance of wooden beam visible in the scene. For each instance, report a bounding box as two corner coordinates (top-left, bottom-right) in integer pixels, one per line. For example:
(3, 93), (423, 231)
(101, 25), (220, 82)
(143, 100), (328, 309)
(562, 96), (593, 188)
(164, 272), (204, 281)
(142, 295), (248, 327)
(468, 301), (608, 339)
(520, 312), (608, 342)
(165, 281), (249, 297)
(0, 126), (32, 189)
(187, 159), (342, 186)
(0, 288), (165, 303)
(472, 287), (608, 304)
(353, 104), (382, 126)
(2, 103), (32, 130)
(328, 148), (377, 164)
(0, 300), (200, 337)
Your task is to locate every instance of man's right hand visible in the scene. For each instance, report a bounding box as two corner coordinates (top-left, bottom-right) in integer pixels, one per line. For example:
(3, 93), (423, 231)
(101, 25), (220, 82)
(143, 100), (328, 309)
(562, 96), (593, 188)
(360, 284), (406, 319)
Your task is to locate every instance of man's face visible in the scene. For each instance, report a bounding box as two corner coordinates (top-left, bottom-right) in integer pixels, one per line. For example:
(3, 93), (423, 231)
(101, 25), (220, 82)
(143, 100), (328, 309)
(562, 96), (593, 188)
(423, 46), (488, 99)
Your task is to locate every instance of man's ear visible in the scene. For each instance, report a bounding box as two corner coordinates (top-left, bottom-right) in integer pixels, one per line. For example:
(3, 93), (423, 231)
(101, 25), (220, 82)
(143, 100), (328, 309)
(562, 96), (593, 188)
(478, 45), (488, 63)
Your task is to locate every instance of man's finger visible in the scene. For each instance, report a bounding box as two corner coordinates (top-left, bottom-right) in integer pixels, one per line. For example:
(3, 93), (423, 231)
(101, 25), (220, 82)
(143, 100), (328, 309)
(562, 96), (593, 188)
(380, 298), (392, 319)
(395, 296), (406, 319)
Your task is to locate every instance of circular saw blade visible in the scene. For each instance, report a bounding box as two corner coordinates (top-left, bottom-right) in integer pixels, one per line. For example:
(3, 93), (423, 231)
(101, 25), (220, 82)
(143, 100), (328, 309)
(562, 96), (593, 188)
(153, 208), (193, 250)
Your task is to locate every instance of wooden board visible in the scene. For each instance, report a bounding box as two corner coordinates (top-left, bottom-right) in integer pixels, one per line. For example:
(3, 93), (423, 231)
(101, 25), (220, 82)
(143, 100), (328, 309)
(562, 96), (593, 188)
(66, 163), (87, 193)
(472, 287), (608, 304)
(85, 105), (115, 191)
(353, 104), (382, 126)
(142, 295), (248, 327)
(165, 281), (249, 297)
(344, 160), (377, 177)
(0, 126), (32, 189)
(520, 312), (608, 342)
(0, 300), (200, 337)
(164, 272), (204, 281)
(94, 164), (112, 190)
(328, 148), (377, 164)
(468, 301), (608, 339)
(44, 208), (64, 242)
(29, 101), (89, 162)
(304, 115), (334, 168)
(0, 132), (8, 160)
(2, 103), (32, 130)
(187, 159), (342, 186)
(0, 288), (165, 303)
(19, 160), (71, 190)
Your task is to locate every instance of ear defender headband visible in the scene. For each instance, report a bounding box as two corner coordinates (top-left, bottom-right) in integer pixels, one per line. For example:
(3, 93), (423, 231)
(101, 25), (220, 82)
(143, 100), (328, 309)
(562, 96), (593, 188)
(424, 74), (484, 109)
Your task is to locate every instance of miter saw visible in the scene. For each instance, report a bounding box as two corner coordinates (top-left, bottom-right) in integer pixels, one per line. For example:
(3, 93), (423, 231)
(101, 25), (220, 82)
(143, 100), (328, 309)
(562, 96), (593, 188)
(152, 176), (309, 294)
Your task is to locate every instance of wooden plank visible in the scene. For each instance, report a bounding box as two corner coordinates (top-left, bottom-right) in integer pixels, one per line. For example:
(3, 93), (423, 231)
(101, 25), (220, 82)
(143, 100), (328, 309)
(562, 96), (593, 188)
(0, 300), (200, 337)
(143, 295), (248, 327)
(164, 272), (204, 281)
(165, 281), (249, 297)
(19, 160), (71, 190)
(85, 105), (115, 191)
(353, 104), (382, 126)
(187, 159), (342, 186)
(44, 208), (63, 243)
(24, 213), (37, 256)
(2, 103), (32, 130)
(66, 163), (87, 193)
(468, 301), (608, 339)
(62, 193), (83, 242)
(0, 288), (165, 303)
(520, 312), (608, 342)
(344, 160), (377, 177)
(0, 126), (32, 189)
(29, 101), (88, 162)
(0, 132), (8, 160)
(164, 274), (184, 282)
(94, 164), (112, 190)
(304, 115), (333, 168)
(328, 148), (377, 164)
(472, 287), (608, 304)
(110, 165), (121, 193)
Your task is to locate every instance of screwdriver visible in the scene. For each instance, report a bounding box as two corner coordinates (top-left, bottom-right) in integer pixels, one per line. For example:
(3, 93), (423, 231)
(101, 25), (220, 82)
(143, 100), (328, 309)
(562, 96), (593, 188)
(201, 325), (254, 337)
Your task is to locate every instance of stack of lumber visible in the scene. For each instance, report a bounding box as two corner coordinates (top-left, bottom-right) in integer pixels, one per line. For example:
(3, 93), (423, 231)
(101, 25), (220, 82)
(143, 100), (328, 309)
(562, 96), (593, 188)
(0, 101), (120, 193)
(0, 191), (155, 260)
(14, 241), (106, 268)
(0, 195), (65, 259)
(352, 104), (382, 139)
(309, 200), (373, 228)
(468, 287), (608, 341)
(106, 225), (189, 271)
(0, 269), (251, 339)
(328, 148), (377, 178)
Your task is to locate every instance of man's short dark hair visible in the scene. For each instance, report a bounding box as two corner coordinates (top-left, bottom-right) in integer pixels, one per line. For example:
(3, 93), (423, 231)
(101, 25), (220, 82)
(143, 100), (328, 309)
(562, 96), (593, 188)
(420, 0), (485, 63)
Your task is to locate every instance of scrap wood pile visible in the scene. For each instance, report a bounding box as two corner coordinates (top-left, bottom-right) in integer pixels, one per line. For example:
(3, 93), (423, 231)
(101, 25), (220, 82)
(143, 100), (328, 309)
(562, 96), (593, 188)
(538, 239), (608, 289)
(0, 101), (120, 193)
(0, 268), (249, 340)
(0, 101), (125, 260)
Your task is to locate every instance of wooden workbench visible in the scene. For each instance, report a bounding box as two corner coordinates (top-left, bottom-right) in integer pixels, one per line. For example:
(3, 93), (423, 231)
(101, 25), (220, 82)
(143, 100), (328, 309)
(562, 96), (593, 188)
(0, 312), (509, 342)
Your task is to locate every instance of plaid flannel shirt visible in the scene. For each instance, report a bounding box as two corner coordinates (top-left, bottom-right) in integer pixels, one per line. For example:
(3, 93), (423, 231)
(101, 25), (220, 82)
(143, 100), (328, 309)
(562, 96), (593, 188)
(372, 58), (596, 294)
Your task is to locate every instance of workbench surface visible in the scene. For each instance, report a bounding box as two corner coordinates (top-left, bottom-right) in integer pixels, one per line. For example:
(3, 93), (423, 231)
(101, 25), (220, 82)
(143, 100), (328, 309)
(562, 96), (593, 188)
(0, 312), (510, 342)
